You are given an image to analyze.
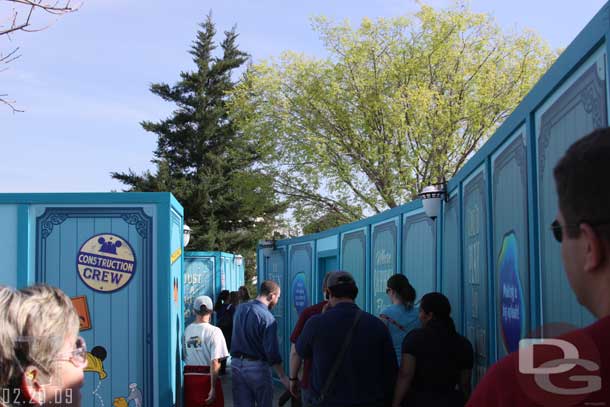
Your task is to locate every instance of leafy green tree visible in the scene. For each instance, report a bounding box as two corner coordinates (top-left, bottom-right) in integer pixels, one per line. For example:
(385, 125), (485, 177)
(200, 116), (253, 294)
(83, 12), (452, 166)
(230, 3), (557, 226)
(112, 15), (286, 291)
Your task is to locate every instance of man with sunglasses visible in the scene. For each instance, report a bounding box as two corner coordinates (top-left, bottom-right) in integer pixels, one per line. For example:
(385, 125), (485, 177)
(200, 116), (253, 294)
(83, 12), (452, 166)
(468, 129), (610, 406)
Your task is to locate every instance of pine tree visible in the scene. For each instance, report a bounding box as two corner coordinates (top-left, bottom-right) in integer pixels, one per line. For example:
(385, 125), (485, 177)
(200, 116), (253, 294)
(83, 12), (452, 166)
(112, 15), (285, 288)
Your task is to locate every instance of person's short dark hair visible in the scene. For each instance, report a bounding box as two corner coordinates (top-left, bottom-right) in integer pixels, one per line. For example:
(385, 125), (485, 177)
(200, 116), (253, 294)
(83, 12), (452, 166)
(259, 280), (280, 296)
(387, 274), (416, 307)
(238, 285), (251, 302)
(420, 292), (457, 334)
(420, 292), (451, 318)
(328, 283), (358, 300)
(195, 306), (213, 316)
(554, 128), (610, 242)
(326, 271), (358, 300)
(229, 291), (239, 306)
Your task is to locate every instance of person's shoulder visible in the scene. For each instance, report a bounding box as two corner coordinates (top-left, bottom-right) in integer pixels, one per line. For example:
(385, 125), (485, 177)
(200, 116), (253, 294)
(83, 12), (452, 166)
(467, 353), (518, 406)
(208, 324), (226, 340)
(300, 301), (325, 318)
(380, 304), (398, 318)
(355, 309), (389, 335)
(581, 315), (610, 342)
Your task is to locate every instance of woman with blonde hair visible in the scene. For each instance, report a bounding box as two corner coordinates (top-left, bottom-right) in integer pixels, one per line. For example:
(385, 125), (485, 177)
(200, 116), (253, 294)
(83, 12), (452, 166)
(0, 284), (86, 407)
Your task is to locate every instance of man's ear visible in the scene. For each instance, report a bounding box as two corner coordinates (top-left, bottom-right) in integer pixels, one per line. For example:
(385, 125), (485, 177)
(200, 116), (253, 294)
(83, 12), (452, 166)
(581, 223), (606, 273)
(21, 366), (46, 404)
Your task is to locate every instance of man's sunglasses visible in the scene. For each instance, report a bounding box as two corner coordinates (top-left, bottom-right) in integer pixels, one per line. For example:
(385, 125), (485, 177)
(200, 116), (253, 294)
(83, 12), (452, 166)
(551, 219), (610, 243)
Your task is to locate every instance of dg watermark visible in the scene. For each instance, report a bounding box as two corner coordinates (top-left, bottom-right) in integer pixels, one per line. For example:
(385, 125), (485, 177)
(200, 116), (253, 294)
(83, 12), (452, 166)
(516, 323), (604, 406)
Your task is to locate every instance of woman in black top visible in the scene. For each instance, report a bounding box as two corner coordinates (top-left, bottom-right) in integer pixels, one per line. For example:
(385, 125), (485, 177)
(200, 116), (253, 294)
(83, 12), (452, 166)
(392, 292), (474, 407)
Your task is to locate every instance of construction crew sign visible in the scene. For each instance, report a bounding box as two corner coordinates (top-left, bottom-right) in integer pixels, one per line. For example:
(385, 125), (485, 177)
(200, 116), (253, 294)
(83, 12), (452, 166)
(77, 234), (136, 293)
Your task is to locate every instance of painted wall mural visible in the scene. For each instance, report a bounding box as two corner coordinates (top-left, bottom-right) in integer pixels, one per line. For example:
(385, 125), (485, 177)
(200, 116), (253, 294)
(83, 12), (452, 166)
(183, 257), (214, 326)
(373, 220), (397, 316)
(497, 233), (525, 353)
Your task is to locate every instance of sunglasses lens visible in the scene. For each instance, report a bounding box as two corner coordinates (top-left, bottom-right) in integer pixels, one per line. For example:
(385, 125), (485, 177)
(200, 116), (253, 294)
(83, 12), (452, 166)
(551, 220), (562, 242)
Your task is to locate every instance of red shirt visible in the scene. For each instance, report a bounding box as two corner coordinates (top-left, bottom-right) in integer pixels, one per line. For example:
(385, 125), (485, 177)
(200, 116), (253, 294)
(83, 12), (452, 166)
(468, 316), (610, 406)
(290, 300), (328, 389)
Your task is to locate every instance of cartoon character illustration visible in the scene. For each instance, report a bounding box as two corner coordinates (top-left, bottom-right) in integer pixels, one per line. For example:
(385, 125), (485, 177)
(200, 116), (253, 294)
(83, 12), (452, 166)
(113, 383), (143, 407)
(186, 336), (201, 348)
(113, 398), (128, 407)
(85, 345), (108, 380)
(127, 383), (143, 407)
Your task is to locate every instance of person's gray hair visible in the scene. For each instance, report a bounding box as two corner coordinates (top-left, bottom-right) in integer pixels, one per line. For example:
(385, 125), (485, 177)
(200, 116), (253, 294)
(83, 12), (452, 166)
(0, 284), (80, 389)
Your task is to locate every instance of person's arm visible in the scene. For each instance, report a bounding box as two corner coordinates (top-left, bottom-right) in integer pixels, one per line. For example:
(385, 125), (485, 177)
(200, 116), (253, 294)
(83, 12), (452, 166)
(392, 353), (416, 407)
(205, 358), (220, 405)
(289, 343), (302, 397)
(264, 320), (290, 389)
(271, 362), (290, 390)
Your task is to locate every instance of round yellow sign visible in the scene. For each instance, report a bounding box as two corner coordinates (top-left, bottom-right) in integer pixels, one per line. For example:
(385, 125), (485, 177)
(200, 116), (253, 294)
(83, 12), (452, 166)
(77, 234), (136, 293)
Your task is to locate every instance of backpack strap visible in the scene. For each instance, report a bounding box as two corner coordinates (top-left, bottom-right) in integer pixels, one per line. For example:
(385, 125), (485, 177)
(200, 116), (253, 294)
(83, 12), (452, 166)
(380, 314), (409, 332)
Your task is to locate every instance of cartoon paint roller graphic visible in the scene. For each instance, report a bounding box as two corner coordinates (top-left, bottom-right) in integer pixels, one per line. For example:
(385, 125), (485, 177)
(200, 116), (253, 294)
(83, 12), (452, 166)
(85, 346), (108, 380)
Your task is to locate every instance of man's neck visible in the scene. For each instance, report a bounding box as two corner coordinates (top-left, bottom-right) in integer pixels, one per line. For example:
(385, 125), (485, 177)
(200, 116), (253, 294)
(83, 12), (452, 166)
(588, 277), (610, 319)
(196, 316), (211, 324)
(256, 296), (270, 307)
(329, 298), (354, 307)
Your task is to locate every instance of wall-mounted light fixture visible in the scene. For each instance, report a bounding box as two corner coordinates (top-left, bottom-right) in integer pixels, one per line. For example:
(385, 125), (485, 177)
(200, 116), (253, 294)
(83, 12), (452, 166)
(418, 182), (447, 220)
(183, 224), (192, 247)
(259, 239), (276, 258)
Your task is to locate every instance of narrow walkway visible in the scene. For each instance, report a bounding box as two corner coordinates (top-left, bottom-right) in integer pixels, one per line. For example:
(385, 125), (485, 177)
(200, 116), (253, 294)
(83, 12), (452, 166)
(220, 366), (287, 405)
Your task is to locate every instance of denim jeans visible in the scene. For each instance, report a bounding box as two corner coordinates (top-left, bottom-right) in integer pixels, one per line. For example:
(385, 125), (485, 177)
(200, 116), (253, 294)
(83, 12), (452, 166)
(231, 358), (273, 407)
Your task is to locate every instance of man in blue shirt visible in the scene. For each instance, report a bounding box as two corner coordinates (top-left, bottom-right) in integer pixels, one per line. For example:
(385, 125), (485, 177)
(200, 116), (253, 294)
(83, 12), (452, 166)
(231, 280), (290, 406)
(296, 271), (398, 406)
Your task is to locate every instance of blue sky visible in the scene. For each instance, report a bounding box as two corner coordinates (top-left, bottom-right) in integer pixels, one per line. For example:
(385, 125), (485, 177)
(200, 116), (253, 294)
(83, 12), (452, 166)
(1, 0), (607, 192)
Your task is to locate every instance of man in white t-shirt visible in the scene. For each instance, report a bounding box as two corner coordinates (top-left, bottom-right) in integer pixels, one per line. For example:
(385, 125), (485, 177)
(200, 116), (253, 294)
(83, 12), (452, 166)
(183, 295), (229, 407)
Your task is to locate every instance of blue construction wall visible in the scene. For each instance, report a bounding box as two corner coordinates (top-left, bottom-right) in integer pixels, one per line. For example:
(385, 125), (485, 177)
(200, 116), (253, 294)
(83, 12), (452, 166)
(0, 193), (184, 407)
(257, 1), (610, 382)
(183, 251), (245, 326)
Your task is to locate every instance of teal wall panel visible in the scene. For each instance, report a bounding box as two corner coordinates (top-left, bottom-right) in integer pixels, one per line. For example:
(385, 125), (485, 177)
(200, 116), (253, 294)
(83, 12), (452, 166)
(36, 207), (153, 407)
(536, 51), (606, 329)
(317, 235), (338, 253)
(341, 229), (368, 310)
(289, 243), (313, 341)
(183, 252), (244, 325)
(463, 170), (489, 384)
(402, 213), (435, 298)
(267, 248), (287, 365)
(184, 256), (214, 326)
(492, 131), (530, 359)
(372, 218), (398, 316)
(0, 205), (18, 287)
(170, 209), (183, 407)
(442, 194), (462, 333)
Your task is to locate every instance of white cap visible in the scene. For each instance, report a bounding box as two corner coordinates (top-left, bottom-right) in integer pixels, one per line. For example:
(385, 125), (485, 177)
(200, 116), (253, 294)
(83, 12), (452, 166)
(193, 295), (213, 313)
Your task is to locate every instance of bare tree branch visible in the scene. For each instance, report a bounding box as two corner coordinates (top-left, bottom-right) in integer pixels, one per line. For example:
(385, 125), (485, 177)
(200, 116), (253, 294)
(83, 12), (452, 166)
(1, 0), (82, 111)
